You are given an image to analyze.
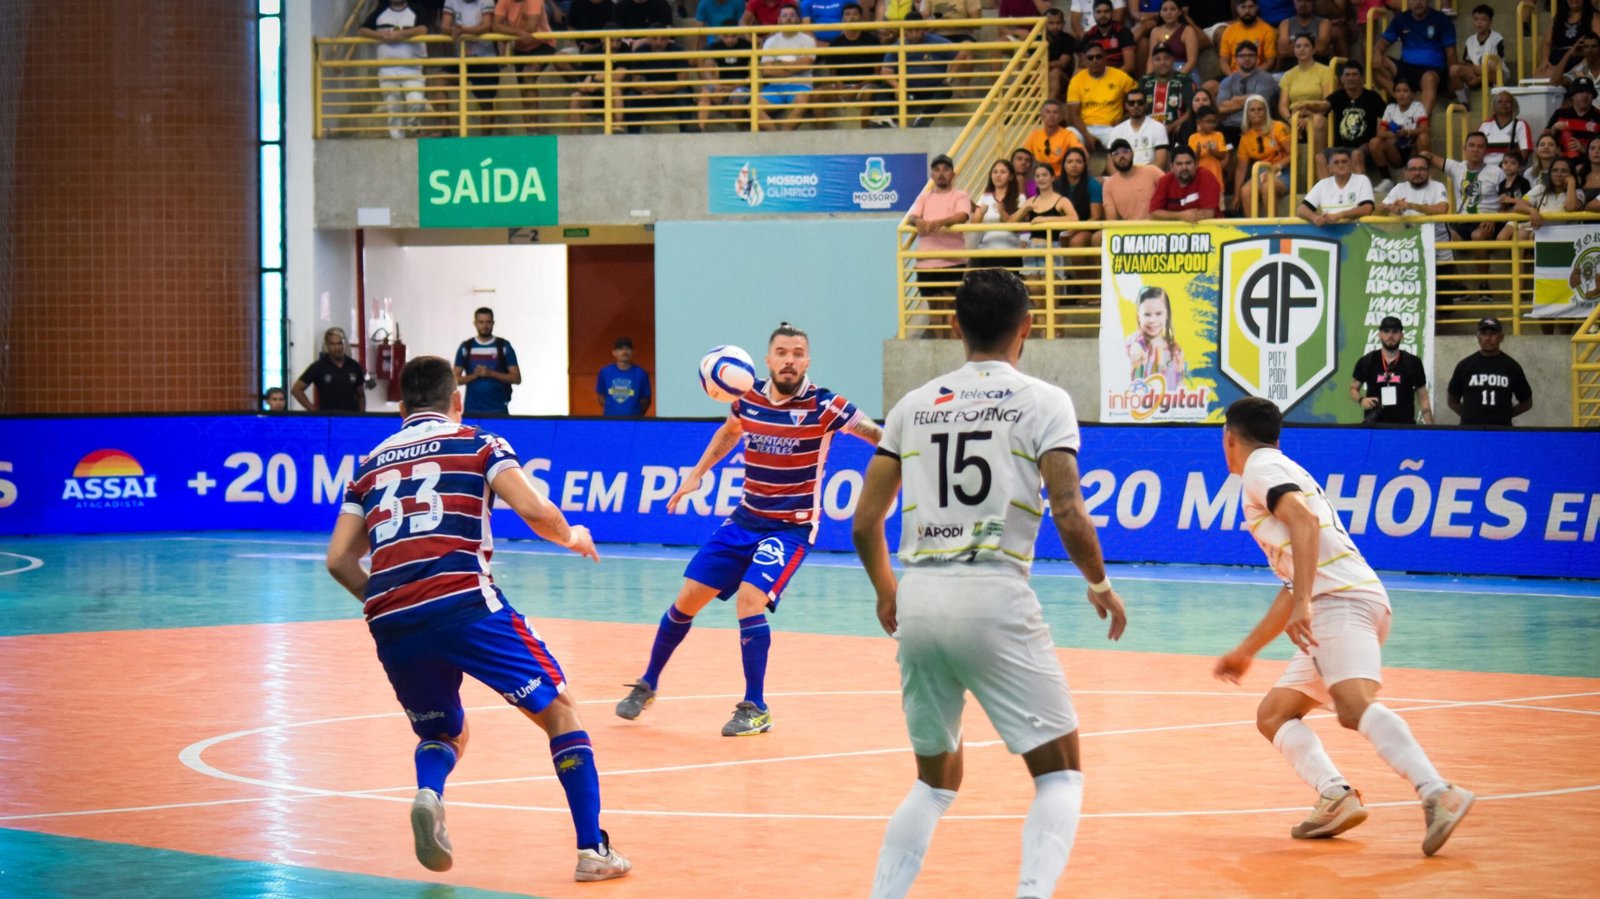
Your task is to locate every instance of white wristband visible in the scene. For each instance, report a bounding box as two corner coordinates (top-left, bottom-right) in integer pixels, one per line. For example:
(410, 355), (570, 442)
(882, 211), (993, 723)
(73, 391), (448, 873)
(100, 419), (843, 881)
(1089, 578), (1113, 595)
(562, 526), (586, 548)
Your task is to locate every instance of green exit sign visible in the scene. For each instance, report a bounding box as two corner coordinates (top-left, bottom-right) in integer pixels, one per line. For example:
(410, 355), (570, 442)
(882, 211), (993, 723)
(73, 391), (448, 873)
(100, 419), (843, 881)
(418, 136), (558, 228)
(562, 228), (590, 238)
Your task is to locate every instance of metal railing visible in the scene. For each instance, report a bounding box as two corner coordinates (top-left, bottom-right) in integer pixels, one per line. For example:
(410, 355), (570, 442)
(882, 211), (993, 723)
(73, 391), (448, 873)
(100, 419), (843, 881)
(1575, 299), (1600, 427)
(1515, 1), (1540, 83)
(314, 19), (1039, 137)
(1365, 9), (1391, 90)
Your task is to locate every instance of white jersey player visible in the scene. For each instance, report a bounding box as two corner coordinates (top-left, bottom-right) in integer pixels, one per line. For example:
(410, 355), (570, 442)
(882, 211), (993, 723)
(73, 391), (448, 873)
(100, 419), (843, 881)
(853, 269), (1128, 899)
(1214, 397), (1473, 856)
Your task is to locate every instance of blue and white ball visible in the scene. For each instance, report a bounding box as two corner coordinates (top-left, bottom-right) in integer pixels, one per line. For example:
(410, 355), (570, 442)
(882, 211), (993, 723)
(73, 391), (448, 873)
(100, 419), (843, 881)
(698, 345), (756, 402)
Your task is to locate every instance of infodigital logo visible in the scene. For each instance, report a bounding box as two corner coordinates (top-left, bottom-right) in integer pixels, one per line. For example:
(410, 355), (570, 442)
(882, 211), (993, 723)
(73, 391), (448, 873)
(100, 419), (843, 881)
(61, 449), (157, 507)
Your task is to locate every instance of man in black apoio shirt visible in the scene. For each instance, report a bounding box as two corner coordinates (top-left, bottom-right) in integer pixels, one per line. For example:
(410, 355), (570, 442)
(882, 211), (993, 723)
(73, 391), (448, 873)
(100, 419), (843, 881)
(1350, 315), (1433, 424)
(1446, 317), (1533, 426)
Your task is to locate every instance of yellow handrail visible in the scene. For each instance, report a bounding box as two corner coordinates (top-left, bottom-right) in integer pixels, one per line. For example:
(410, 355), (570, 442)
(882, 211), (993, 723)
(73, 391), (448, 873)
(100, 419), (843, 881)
(1365, 9), (1392, 90)
(1515, 1), (1540, 84)
(1444, 102), (1467, 160)
(1290, 111), (1303, 209)
(1478, 53), (1503, 120)
(1574, 300), (1600, 426)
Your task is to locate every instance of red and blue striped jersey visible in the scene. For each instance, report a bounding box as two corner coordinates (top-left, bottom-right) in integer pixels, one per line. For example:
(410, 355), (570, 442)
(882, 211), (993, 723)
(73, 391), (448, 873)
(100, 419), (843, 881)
(731, 378), (863, 539)
(340, 412), (522, 624)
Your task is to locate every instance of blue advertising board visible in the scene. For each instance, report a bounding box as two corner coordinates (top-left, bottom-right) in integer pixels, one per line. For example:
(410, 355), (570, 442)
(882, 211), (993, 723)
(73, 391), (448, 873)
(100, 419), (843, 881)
(708, 154), (926, 215)
(2, 416), (1597, 579)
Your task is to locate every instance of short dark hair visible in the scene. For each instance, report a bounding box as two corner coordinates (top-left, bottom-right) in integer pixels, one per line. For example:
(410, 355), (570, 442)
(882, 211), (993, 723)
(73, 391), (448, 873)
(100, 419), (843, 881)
(843, 1), (863, 12)
(1341, 60), (1363, 75)
(1197, 105), (1220, 120)
(474, 307), (494, 318)
(779, 2), (802, 14)
(1465, 130), (1488, 143)
(263, 387), (285, 399)
(1225, 397), (1282, 446)
(954, 269), (1031, 352)
(613, 336), (634, 350)
(401, 356), (458, 412)
(1325, 145), (1352, 161)
(1093, 0), (1112, 8)
(1011, 146), (1034, 159)
(1046, 6), (1064, 17)
(1151, 43), (1172, 56)
(1236, 40), (1258, 55)
(1393, 77), (1413, 91)
(769, 321), (809, 345)
(1472, 3), (1493, 17)
(1170, 145), (1197, 162)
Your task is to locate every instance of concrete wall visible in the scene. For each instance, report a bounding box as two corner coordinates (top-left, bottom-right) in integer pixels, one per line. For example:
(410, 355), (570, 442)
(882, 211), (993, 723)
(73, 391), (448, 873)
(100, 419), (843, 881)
(314, 128), (960, 228)
(884, 334), (1580, 428)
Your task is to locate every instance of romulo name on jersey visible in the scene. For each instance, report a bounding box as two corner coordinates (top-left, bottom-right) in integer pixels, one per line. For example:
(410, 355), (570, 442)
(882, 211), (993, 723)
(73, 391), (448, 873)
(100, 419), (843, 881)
(373, 441), (444, 466)
(913, 408), (1026, 425)
(1465, 373), (1510, 388)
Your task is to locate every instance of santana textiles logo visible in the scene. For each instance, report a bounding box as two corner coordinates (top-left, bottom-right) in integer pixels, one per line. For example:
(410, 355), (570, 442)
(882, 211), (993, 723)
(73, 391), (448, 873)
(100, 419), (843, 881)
(62, 449), (157, 508)
(418, 136), (558, 228)
(1219, 236), (1339, 409)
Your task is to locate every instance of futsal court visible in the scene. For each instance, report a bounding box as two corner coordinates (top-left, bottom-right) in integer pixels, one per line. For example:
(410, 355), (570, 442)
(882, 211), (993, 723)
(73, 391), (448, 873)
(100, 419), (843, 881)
(1, 532), (1596, 897)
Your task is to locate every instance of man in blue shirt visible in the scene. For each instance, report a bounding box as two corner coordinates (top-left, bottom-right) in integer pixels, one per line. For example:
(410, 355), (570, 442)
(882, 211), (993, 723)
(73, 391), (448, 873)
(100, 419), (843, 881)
(453, 307), (521, 415)
(597, 337), (653, 416)
(1374, 0), (1458, 116)
(801, 0), (846, 43)
(873, 12), (959, 126)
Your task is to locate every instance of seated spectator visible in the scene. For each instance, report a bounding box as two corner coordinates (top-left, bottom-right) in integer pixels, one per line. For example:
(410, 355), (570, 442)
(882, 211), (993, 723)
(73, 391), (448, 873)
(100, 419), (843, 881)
(1055, 146), (1105, 249)
(1452, 5), (1507, 105)
(1298, 146), (1376, 224)
(1497, 157), (1582, 241)
(1562, 31), (1600, 83)
(1495, 149), (1532, 214)
(746, 4), (818, 130)
(1128, 0), (1165, 42)
(996, 0), (1053, 40)
(619, 31), (695, 132)
(970, 159), (1027, 272)
(1537, 0), (1600, 79)
(697, 30), (754, 129)
(617, 0), (673, 38)
(1380, 154), (1451, 261)
(1372, 78), (1431, 188)
(922, 0), (984, 45)
(263, 387), (288, 412)
(1141, 1), (1199, 78)
(1025, 99), (1087, 176)
(1215, 41), (1277, 144)
(1188, 106), (1231, 194)
(1580, 138), (1600, 208)
(1172, 85), (1215, 148)
(1012, 147), (1041, 196)
(744, 0), (785, 25)
(906, 154), (972, 315)
(1255, 0), (1295, 27)
(1276, 0), (1331, 70)
(803, 0), (848, 44)
(1067, 44), (1137, 149)
(1235, 94), (1291, 213)
(1045, 8), (1081, 101)
(1328, 60), (1387, 176)
(1108, 88), (1172, 168)
(1070, 0), (1128, 40)
(1103, 138), (1167, 220)
(1083, 0), (1141, 75)
(562, 0), (618, 70)
(1547, 78), (1600, 162)
(825, 5), (884, 113)
(1142, 44), (1194, 140)
(1278, 33), (1333, 169)
(1528, 130), (1564, 183)
(1214, 0), (1279, 92)
(696, 0), (745, 26)
(360, 0), (430, 140)
(874, 12), (959, 127)
(878, 0), (915, 22)
(1481, 89), (1534, 168)
(1150, 146), (1223, 220)
(1373, 0), (1457, 117)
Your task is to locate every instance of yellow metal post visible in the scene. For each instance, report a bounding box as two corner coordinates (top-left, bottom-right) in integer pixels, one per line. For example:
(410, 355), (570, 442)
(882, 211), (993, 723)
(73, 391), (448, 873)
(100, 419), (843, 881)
(602, 38), (615, 135)
(1365, 11), (1389, 90)
(314, 41), (325, 138)
(896, 37), (909, 129)
(458, 47), (468, 137)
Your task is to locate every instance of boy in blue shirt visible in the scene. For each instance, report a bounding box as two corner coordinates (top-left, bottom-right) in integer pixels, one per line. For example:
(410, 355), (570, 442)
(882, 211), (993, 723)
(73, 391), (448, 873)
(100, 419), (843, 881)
(597, 337), (653, 416)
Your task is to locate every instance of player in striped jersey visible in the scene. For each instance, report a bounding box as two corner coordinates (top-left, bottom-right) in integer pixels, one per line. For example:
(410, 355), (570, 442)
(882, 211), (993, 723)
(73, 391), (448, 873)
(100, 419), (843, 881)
(614, 323), (882, 736)
(1214, 397), (1473, 856)
(325, 356), (631, 882)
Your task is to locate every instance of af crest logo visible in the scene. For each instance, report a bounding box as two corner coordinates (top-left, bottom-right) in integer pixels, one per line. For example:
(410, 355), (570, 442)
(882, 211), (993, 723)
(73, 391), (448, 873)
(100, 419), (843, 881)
(1219, 237), (1339, 409)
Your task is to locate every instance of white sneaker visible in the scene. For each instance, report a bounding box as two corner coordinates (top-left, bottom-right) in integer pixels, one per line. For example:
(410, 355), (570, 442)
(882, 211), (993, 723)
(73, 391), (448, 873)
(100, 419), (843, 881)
(1374, 178), (1394, 194)
(575, 830), (632, 882)
(1290, 785), (1369, 839)
(411, 788), (454, 872)
(1422, 785), (1475, 856)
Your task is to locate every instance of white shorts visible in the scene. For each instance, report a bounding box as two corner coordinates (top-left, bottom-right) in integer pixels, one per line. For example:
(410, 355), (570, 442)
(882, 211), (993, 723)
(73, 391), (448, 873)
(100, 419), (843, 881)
(1274, 596), (1392, 709)
(894, 569), (1078, 756)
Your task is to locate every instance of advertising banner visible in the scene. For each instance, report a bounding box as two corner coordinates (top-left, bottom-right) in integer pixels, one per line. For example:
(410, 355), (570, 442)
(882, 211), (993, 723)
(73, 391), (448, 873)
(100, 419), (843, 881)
(708, 154), (926, 214)
(2, 416), (1596, 578)
(418, 136), (559, 228)
(1099, 223), (1435, 423)
(1530, 223), (1600, 320)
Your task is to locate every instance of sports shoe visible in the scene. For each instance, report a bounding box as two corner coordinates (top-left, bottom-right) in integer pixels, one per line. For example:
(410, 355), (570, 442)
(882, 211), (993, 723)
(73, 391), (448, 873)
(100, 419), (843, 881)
(1290, 785), (1369, 839)
(575, 830), (632, 882)
(1374, 178), (1394, 195)
(721, 700), (772, 736)
(1422, 785), (1475, 856)
(410, 788), (454, 872)
(615, 680), (656, 720)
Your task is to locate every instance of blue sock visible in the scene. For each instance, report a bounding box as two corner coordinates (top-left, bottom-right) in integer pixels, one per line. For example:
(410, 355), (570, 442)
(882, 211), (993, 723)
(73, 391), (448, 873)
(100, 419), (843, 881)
(739, 614), (771, 709)
(641, 605), (695, 690)
(551, 730), (603, 850)
(414, 740), (457, 795)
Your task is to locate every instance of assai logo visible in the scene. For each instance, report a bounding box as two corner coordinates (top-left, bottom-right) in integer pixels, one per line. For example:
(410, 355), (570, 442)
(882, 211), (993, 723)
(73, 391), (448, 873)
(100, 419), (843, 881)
(852, 156), (899, 210)
(61, 449), (157, 508)
(1219, 237), (1339, 409)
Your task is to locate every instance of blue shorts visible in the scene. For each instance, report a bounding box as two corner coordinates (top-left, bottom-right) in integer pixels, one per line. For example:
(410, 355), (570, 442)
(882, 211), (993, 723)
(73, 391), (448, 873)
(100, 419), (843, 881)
(759, 83), (811, 105)
(373, 603), (567, 738)
(683, 517), (811, 612)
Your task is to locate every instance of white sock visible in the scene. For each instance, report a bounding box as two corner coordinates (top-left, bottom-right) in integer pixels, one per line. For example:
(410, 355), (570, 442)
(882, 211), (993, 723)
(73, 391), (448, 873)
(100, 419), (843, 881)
(1272, 719), (1349, 796)
(870, 780), (957, 899)
(1358, 703), (1448, 800)
(1017, 770), (1084, 899)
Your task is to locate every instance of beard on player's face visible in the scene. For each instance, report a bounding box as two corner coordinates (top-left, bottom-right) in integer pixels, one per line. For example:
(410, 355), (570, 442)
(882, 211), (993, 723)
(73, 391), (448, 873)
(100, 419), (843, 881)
(770, 368), (803, 395)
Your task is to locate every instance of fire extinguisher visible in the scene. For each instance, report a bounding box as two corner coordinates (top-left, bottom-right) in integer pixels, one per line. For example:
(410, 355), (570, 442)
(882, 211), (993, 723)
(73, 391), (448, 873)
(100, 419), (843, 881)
(384, 339), (407, 402)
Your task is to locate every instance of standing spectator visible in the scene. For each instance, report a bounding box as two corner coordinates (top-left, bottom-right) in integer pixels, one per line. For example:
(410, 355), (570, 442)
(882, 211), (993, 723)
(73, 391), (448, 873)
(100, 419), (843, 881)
(1373, 0), (1458, 117)
(1451, 5), (1507, 105)
(1189, 106), (1231, 191)
(597, 337), (652, 416)
(1278, 33), (1333, 177)
(1142, 44), (1194, 140)
(1537, 0), (1600, 79)
(970, 160), (1027, 272)
(1236, 95), (1292, 213)
(906, 155), (973, 310)
(1070, 0), (1128, 39)
(1025, 100), (1086, 177)
(1350, 315), (1433, 425)
(1298, 146), (1376, 224)
(454, 307), (522, 415)
(1056, 147), (1105, 251)
(1067, 44), (1138, 150)
(442, 0), (501, 124)
(1149, 146), (1223, 220)
(360, 0), (430, 139)
(1045, 8), (1081, 101)
(292, 328), (367, 412)
(1480, 89), (1534, 168)
(1371, 78), (1431, 188)
(1328, 61), (1387, 177)
(263, 387), (288, 413)
(1217, 0), (1279, 82)
(1379, 154), (1451, 261)
(1561, 31), (1600, 83)
(1277, 0), (1331, 69)
(1446, 318), (1533, 426)
(1421, 132), (1502, 290)
(1215, 41), (1277, 144)
(1109, 88), (1172, 168)
(1547, 78), (1600, 162)
(1141, 1), (1199, 78)
(1083, 0), (1141, 75)
(1103, 138), (1167, 220)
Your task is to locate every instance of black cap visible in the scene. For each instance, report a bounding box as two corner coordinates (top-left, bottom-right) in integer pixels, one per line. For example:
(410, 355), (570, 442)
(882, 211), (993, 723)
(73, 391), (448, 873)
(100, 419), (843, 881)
(1571, 77), (1597, 97)
(1477, 316), (1503, 332)
(1379, 315), (1403, 331)
(1109, 138), (1133, 153)
(930, 153), (954, 169)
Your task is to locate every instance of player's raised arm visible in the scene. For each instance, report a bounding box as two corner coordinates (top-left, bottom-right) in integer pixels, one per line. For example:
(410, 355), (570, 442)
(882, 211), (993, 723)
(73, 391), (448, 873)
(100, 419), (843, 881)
(852, 451), (903, 636)
(326, 512), (370, 600)
(667, 411), (744, 513)
(1040, 449), (1127, 640)
(490, 465), (600, 562)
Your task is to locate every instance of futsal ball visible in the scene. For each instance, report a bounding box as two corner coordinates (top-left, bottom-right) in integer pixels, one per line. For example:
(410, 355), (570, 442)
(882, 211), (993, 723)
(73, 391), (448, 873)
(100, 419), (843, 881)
(699, 345), (756, 402)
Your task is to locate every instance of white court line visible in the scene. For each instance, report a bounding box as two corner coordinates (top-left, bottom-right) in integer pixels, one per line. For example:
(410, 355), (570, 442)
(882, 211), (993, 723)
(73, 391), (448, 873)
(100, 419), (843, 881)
(0, 552), (44, 577)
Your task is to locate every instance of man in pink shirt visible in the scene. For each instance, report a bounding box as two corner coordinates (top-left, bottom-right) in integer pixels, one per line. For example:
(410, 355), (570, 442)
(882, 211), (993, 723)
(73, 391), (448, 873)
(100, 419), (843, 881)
(1101, 138), (1165, 221)
(906, 154), (973, 328)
